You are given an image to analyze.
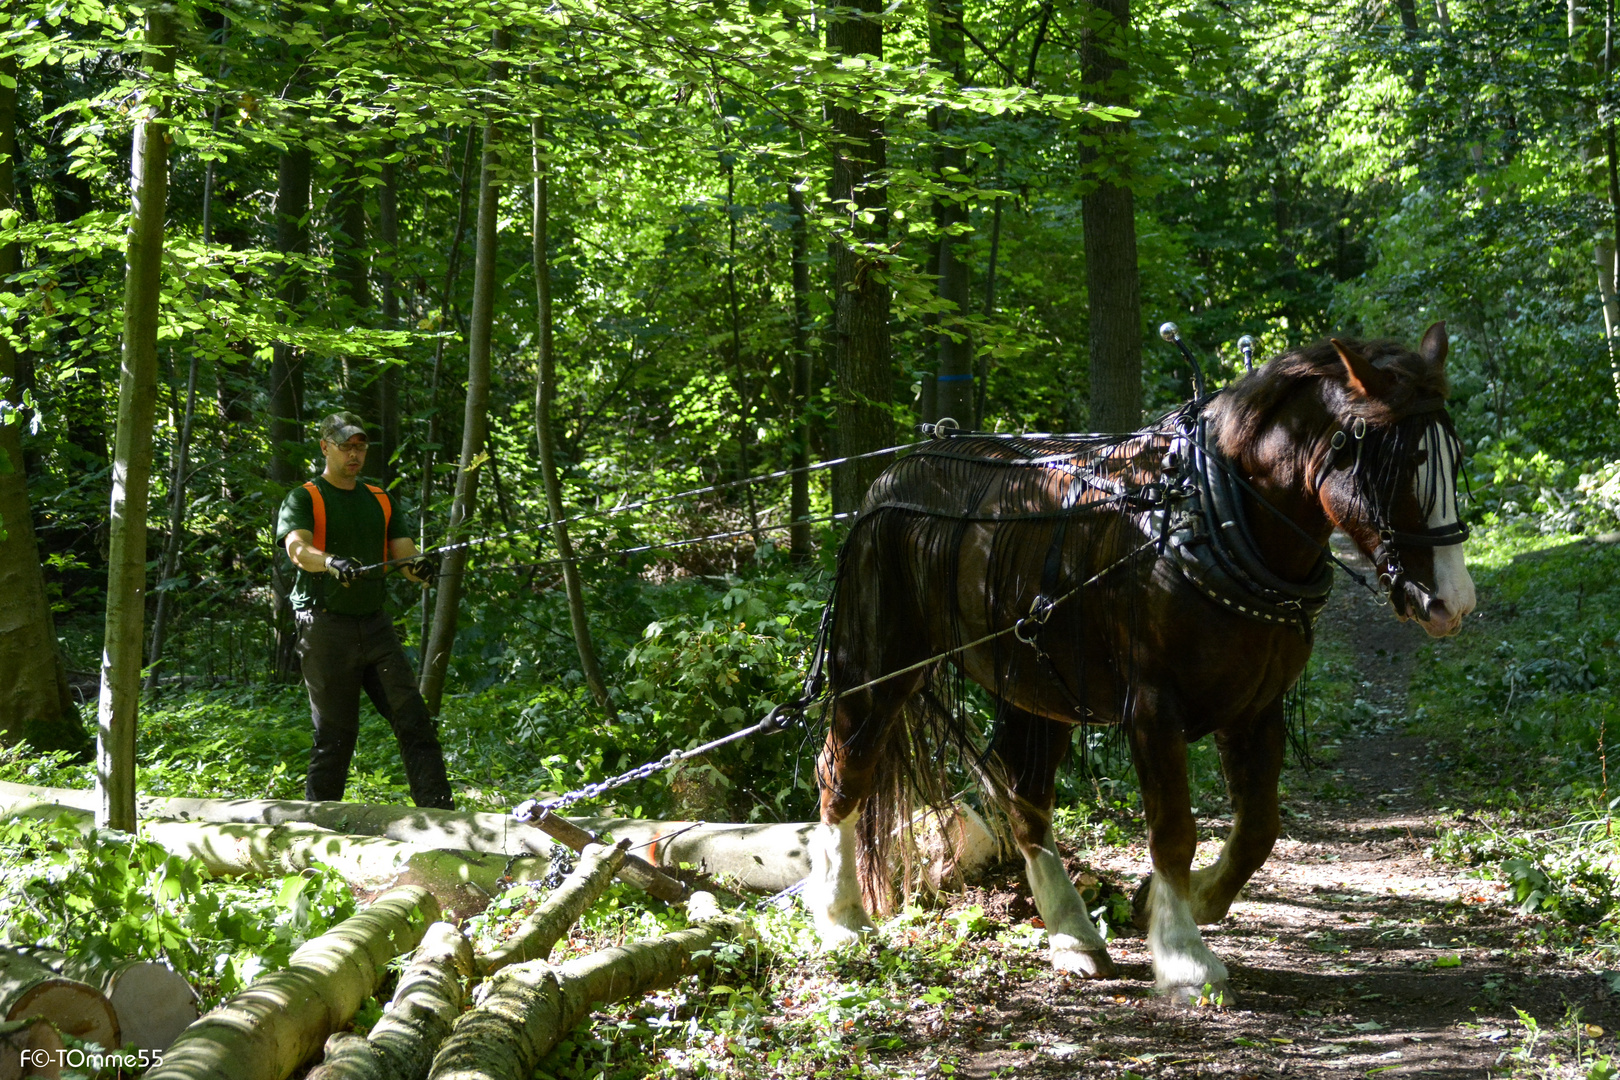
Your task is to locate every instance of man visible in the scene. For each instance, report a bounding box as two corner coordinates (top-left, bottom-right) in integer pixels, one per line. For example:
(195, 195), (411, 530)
(275, 411), (455, 809)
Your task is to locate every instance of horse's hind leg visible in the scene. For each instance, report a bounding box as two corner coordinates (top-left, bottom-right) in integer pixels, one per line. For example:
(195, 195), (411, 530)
(1188, 704), (1285, 924)
(806, 673), (926, 948)
(989, 707), (1116, 978)
(1131, 689), (1229, 1003)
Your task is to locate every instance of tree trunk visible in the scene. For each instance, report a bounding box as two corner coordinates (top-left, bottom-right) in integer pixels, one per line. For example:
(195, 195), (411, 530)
(0, 948), (119, 1051)
(826, 0), (895, 514)
(144, 350), (198, 692)
(332, 160), (370, 395)
(147, 887), (439, 1080)
(427, 893), (745, 1080)
(1573, 0), (1620, 413)
(0, 55), (85, 754)
(268, 145), (312, 680)
(421, 33), (505, 715)
(787, 181), (813, 562)
(931, 0), (975, 427)
(531, 119), (608, 708)
(522, 808), (688, 902)
(378, 150), (401, 489)
(308, 922), (472, 1080)
(1080, 0), (1143, 433)
(480, 842), (627, 976)
(97, 8), (177, 831)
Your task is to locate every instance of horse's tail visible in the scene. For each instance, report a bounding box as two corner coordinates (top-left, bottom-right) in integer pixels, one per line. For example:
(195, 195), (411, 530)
(849, 668), (1010, 917)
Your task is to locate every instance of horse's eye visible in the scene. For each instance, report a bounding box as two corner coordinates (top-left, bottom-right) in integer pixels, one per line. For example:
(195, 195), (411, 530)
(1410, 449), (1429, 466)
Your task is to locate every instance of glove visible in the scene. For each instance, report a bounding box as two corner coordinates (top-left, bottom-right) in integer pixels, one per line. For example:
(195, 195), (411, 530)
(407, 554), (439, 585)
(326, 555), (362, 586)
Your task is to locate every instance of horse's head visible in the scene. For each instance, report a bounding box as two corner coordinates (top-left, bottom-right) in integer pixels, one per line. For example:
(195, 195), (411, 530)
(1317, 322), (1476, 637)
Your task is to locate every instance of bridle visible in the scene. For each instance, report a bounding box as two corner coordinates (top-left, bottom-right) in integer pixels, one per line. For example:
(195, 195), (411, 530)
(1316, 397), (1470, 602)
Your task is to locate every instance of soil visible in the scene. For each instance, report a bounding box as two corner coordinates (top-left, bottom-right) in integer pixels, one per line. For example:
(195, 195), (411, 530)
(869, 540), (1619, 1079)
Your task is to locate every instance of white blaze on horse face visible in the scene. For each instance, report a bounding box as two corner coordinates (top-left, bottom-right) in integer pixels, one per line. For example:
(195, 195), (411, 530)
(1414, 426), (1475, 637)
(804, 816), (872, 947)
(1021, 829), (1110, 970)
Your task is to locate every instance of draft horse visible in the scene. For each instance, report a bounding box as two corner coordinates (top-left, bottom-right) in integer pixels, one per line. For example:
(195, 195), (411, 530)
(804, 324), (1475, 1001)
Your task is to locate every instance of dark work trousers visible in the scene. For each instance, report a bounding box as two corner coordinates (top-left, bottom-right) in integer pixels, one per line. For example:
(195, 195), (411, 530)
(295, 610), (454, 809)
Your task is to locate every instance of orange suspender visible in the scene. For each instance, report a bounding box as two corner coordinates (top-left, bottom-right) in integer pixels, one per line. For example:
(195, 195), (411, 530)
(302, 481), (392, 563)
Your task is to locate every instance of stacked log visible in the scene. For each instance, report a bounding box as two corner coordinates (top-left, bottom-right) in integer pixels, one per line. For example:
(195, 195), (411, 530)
(146, 886), (439, 1080)
(0, 1017), (62, 1080)
(480, 842), (627, 976)
(428, 892), (747, 1080)
(306, 921), (474, 1080)
(0, 949), (118, 1052)
(22, 950), (196, 1051)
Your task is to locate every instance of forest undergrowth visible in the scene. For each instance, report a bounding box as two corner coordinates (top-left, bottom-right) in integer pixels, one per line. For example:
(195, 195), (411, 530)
(5, 520), (1620, 1077)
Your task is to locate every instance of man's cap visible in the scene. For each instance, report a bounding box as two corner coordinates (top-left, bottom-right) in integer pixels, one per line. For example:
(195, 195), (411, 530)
(319, 412), (370, 445)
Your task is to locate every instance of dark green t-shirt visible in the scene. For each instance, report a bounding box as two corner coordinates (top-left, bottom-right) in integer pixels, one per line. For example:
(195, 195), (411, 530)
(275, 476), (415, 615)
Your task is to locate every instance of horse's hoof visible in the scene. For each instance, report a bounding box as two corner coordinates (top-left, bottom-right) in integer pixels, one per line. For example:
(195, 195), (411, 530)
(1160, 981), (1232, 1008)
(1131, 874), (1153, 931)
(814, 918), (871, 951)
(1052, 946), (1117, 979)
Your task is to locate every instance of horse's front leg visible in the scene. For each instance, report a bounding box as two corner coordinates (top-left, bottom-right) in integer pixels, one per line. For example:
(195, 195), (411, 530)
(1132, 693), (1229, 1003)
(991, 709), (1116, 978)
(1187, 704), (1285, 924)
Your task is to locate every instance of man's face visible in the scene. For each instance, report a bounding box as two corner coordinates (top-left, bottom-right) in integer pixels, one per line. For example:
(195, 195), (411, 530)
(321, 436), (368, 478)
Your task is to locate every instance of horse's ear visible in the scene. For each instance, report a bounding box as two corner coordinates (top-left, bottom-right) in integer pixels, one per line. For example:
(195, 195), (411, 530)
(1332, 338), (1396, 400)
(1418, 321), (1448, 370)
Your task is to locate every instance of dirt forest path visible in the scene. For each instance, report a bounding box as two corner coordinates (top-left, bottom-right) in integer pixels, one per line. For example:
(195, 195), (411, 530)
(904, 541), (1619, 1079)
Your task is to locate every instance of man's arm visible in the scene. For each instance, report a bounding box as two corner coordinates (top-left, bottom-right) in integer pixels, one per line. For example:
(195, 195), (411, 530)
(391, 537), (427, 583)
(285, 529), (335, 574)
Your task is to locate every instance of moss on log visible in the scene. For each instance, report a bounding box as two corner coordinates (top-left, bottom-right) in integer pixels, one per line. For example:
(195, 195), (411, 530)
(479, 842), (627, 976)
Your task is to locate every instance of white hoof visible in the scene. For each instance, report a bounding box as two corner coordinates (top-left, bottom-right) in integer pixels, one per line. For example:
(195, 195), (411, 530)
(1160, 979), (1232, 1008)
(1049, 935), (1117, 978)
(815, 914), (872, 951)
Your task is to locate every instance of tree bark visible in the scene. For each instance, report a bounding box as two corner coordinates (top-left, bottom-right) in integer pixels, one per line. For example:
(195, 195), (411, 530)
(787, 181), (814, 561)
(931, 0), (975, 427)
(1573, 0), (1620, 413)
(97, 8), (177, 830)
(144, 350), (198, 692)
(427, 893), (745, 1080)
(531, 119), (608, 708)
(421, 31), (505, 715)
(332, 160), (370, 395)
(378, 149), (401, 489)
(826, 0), (895, 514)
(0, 947), (119, 1051)
(0, 55), (85, 754)
(481, 842), (628, 976)
(1080, 0), (1143, 433)
(147, 887), (439, 1080)
(308, 922), (472, 1080)
(268, 145), (312, 680)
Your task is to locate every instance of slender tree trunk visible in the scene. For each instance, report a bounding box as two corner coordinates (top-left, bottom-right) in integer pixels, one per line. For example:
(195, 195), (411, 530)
(421, 31), (506, 715)
(144, 351), (198, 693)
(1080, 0), (1142, 433)
(378, 149), (401, 488)
(97, 8), (177, 830)
(787, 182), (813, 562)
(268, 146), (312, 680)
(530, 120), (609, 708)
(931, 0), (974, 427)
(724, 156), (763, 546)
(977, 192), (1003, 428)
(418, 128), (477, 676)
(0, 55), (86, 754)
(827, 0), (894, 514)
(1572, 0), (1620, 412)
(332, 159), (369, 395)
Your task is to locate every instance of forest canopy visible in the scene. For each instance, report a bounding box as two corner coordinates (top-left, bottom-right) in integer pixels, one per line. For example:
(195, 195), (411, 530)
(2, 0), (1619, 820)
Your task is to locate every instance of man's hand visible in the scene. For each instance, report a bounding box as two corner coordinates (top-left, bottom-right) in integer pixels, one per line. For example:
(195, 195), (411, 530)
(326, 556), (362, 586)
(406, 554), (439, 585)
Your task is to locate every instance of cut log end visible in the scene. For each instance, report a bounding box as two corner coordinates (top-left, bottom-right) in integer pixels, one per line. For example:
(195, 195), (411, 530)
(0, 1016), (64, 1080)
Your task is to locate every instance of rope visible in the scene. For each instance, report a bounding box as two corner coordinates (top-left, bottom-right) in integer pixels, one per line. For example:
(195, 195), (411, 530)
(355, 441), (919, 574)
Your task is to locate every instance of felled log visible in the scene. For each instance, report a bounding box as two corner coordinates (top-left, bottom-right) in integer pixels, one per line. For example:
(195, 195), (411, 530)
(22, 949), (197, 1052)
(0, 803), (543, 919)
(0, 948), (118, 1051)
(0, 1016), (63, 1080)
(521, 809), (687, 902)
(479, 842), (628, 976)
(427, 892), (746, 1080)
(146, 886), (438, 1080)
(305, 921), (473, 1080)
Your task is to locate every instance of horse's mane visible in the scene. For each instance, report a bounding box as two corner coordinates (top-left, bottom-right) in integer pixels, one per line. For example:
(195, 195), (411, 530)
(1209, 337), (1451, 461)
